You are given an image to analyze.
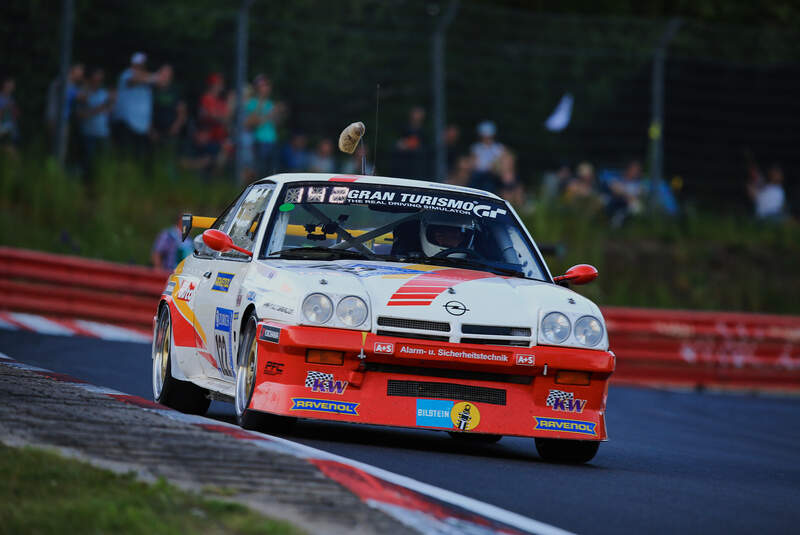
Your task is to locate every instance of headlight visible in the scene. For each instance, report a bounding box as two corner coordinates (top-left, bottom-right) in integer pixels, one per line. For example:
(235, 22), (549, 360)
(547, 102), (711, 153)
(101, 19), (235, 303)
(574, 315), (604, 347)
(541, 312), (570, 344)
(336, 296), (368, 327)
(302, 293), (333, 324)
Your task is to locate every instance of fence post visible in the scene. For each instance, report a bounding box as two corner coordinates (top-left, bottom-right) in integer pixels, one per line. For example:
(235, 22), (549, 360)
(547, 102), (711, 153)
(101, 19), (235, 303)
(431, 0), (459, 182)
(649, 17), (681, 190)
(55, 0), (75, 165)
(233, 0), (253, 184)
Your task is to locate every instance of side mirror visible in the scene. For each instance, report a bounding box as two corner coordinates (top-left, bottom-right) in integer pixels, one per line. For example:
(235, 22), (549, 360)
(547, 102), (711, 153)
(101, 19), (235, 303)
(552, 264), (598, 286)
(202, 229), (253, 257)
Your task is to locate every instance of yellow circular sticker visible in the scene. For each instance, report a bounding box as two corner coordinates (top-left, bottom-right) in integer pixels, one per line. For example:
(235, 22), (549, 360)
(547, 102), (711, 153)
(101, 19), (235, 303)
(450, 402), (480, 431)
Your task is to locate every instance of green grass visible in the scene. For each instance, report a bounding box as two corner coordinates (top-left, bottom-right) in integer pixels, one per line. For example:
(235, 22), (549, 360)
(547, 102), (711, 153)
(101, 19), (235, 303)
(1, 151), (798, 314)
(0, 443), (303, 535)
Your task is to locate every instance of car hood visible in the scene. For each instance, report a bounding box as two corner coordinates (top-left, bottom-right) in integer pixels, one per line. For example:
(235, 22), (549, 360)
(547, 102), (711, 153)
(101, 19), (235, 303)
(249, 259), (607, 350)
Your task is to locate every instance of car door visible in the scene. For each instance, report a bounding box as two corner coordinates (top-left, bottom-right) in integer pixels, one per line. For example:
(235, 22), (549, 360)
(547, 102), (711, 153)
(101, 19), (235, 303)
(193, 183), (276, 385)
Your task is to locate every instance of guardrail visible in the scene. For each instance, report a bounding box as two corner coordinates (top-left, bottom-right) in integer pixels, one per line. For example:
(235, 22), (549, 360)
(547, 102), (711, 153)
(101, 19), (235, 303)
(2, 246), (798, 391)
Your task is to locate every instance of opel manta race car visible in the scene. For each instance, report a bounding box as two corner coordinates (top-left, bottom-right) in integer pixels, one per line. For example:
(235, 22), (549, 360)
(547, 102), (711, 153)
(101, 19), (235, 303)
(152, 173), (614, 463)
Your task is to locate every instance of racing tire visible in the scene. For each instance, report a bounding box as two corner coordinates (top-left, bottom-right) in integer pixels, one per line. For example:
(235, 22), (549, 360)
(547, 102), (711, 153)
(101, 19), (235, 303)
(234, 316), (295, 432)
(534, 438), (600, 464)
(448, 432), (502, 444)
(152, 305), (211, 415)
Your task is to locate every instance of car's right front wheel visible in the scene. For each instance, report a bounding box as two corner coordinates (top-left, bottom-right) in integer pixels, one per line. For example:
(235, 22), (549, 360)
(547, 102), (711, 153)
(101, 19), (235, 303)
(535, 438), (600, 464)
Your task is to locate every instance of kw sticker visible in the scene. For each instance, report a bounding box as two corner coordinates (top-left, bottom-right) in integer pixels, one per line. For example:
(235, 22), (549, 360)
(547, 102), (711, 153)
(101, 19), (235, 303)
(534, 417), (596, 436)
(291, 398), (358, 415)
(212, 272), (235, 292)
(546, 389), (587, 413)
(305, 371), (347, 395)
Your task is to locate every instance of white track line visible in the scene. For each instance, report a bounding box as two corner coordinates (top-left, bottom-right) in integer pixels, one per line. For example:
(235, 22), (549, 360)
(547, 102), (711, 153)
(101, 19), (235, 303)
(73, 319), (151, 344)
(0, 312), (150, 344)
(7, 313), (75, 336)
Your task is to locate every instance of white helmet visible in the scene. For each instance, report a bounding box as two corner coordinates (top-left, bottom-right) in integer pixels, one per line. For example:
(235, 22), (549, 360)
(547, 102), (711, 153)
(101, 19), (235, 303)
(419, 212), (476, 257)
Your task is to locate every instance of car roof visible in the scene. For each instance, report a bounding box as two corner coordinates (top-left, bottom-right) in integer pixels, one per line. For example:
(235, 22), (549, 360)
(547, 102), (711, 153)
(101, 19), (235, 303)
(253, 173), (503, 201)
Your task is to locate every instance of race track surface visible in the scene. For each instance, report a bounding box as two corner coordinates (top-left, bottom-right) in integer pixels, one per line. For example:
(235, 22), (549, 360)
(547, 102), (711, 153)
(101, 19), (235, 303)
(2, 329), (798, 534)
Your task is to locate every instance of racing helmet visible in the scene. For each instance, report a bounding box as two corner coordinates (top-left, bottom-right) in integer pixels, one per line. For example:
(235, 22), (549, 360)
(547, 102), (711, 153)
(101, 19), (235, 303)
(419, 212), (476, 257)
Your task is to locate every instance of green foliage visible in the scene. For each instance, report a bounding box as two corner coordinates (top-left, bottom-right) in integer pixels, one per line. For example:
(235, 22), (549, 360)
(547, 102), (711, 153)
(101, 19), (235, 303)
(0, 443), (302, 535)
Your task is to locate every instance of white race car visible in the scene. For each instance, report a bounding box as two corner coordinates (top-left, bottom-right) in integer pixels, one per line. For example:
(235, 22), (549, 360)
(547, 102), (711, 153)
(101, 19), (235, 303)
(153, 172), (613, 463)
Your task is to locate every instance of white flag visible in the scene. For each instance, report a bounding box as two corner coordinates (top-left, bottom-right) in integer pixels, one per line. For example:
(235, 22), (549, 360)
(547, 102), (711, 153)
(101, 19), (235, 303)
(545, 93), (573, 132)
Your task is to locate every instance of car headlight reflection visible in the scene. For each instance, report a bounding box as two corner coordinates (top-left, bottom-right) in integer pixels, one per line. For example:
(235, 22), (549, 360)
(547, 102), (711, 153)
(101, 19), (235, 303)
(302, 293), (333, 324)
(541, 312), (571, 344)
(336, 296), (368, 327)
(574, 315), (604, 347)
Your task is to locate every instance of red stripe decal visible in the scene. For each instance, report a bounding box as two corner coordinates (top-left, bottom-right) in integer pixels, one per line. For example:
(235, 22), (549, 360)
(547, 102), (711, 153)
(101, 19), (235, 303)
(387, 268), (497, 306)
(329, 176), (359, 182)
(387, 301), (434, 306)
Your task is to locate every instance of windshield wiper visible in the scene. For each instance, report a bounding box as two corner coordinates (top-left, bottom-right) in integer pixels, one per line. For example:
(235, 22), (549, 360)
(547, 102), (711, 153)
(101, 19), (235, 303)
(414, 256), (527, 279)
(268, 247), (371, 260)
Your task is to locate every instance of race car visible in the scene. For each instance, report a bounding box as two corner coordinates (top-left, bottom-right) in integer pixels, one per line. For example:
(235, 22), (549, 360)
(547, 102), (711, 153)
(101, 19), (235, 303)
(152, 173), (613, 463)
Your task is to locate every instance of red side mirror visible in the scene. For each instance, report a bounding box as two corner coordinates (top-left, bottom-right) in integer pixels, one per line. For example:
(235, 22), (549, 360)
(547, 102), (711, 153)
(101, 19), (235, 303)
(553, 264), (598, 285)
(202, 229), (253, 257)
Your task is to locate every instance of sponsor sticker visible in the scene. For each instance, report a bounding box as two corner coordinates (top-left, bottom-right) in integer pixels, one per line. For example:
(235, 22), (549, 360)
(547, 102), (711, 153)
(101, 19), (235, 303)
(415, 399), (481, 431)
(546, 389), (587, 413)
(291, 398), (359, 415)
(246, 290), (257, 302)
(212, 272), (235, 292)
(305, 371), (347, 395)
(263, 361), (284, 375)
(213, 308), (235, 377)
(164, 280), (176, 296)
(175, 281), (195, 301)
(516, 354), (535, 366)
(373, 342), (394, 355)
(397, 343), (510, 363)
(259, 325), (281, 343)
(534, 417), (596, 436)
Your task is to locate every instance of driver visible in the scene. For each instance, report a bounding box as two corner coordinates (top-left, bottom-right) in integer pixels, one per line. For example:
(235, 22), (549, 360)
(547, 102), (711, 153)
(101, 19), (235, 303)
(419, 212), (476, 258)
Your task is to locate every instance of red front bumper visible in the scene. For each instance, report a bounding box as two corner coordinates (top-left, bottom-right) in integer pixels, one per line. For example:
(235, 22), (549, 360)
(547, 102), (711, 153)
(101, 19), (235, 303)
(251, 322), (614, 440)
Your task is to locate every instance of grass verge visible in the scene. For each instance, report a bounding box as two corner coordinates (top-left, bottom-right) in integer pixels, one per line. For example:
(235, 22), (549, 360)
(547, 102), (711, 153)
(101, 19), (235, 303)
(0, 443), (303, 535)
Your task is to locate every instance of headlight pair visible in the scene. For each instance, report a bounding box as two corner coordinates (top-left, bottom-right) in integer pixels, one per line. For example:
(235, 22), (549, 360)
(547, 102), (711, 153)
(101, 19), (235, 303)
(301, 293), (368, 327)
(541, 312), (604, 347)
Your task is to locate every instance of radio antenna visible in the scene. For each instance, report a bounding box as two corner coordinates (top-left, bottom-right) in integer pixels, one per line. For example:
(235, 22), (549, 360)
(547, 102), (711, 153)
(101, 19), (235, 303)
(372, 83), (380, 175)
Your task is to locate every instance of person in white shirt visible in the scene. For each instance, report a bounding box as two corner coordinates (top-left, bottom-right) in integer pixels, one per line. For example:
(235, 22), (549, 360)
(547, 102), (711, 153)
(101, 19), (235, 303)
(748, 164), (786, 221)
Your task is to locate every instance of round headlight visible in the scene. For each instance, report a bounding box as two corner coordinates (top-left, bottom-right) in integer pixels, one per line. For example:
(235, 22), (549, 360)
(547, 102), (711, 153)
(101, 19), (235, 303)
(302, 293), (333, 324)
(541, 312), (571, 344)
(575, 315), (604, 347)
(337, 296), (368, 327)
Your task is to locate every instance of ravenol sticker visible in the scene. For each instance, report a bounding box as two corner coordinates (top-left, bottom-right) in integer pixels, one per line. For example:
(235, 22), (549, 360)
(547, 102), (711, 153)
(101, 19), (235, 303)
(213, 308), (235, 377)
(259, 325), (280, 343)
(546, 389), (587, 413)
(534, 417), (596, 436)
(416, 399), (453, 428)
(211, 272), (235, 292)
(291, 398), (359, 415)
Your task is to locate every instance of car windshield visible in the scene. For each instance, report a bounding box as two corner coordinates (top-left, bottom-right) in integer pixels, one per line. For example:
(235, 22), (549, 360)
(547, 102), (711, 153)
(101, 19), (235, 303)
(260, 181), (548, 281)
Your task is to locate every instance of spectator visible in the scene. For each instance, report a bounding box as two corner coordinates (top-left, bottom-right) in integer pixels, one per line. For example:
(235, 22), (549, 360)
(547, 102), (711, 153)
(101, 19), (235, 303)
(495, 149), (526, 208)
(392, 106), (428, 179)
(447, 155), (475, 187)
(309, 138), (335, 173)
(469, 120), (504, 192)
(76, 68), (114, 174)
(748, 163), (786, 221)
(444, 124), (461, 173)
(280, 132), (310, 172)
(541, 164), (573, 201)
(0, 77), (20, 152)
(197, 72), (234, 161)
(151, 64), (187, 147)
(341, 142), (373, 175)
(46, 63), (84, 134)
(112, 52), (162, 155)
(151, 218), (193, 270)
(180, 127), (224, 177)
(245, 74), (284, 175)
(607, 159), (645, 227)
(565, 162), (599, 201)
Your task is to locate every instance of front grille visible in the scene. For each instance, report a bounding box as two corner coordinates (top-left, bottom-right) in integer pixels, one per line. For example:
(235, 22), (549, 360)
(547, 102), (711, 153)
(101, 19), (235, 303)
(365, 362), (533, 384)
(377, 317), (450, 332)
(461, 324), (531, 337)
(460, 337), (530, 347)
(387, 380), (507, 405)
(376, 330), (449, 342)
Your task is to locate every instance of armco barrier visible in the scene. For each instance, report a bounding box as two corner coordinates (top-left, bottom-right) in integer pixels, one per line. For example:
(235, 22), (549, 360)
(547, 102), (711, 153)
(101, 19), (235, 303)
(1, 246), (799, 391)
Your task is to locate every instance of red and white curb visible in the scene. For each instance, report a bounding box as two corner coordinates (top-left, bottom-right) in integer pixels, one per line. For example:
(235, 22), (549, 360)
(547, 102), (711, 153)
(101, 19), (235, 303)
(0, 312), (150, 344)
(0, 351), (572, 535)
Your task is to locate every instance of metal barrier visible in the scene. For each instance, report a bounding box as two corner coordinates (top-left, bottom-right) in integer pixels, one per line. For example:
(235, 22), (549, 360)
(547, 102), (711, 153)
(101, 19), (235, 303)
(1, 246), (798, 390)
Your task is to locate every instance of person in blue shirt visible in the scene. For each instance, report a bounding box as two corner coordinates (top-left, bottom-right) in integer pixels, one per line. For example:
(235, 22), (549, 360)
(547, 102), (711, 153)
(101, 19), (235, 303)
(78, 68), (115, 175)
(112, 52), (163, 156)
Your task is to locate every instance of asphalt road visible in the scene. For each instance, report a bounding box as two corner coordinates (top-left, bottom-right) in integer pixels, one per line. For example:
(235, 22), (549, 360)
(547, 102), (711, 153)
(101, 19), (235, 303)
(2, 329), (799, 535)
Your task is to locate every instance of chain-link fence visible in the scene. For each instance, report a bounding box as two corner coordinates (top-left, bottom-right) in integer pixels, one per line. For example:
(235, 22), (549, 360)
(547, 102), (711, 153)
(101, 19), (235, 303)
(2, 0), (798, 208)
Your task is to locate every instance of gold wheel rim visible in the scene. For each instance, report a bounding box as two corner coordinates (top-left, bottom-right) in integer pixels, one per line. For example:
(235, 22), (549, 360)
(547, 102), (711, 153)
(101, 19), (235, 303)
(160, 322), (170, 382)
(245, 334), (257, 399)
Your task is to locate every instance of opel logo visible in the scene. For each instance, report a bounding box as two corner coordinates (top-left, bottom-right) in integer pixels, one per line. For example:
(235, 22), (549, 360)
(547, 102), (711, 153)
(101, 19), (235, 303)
(444, 301), (468, 316)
